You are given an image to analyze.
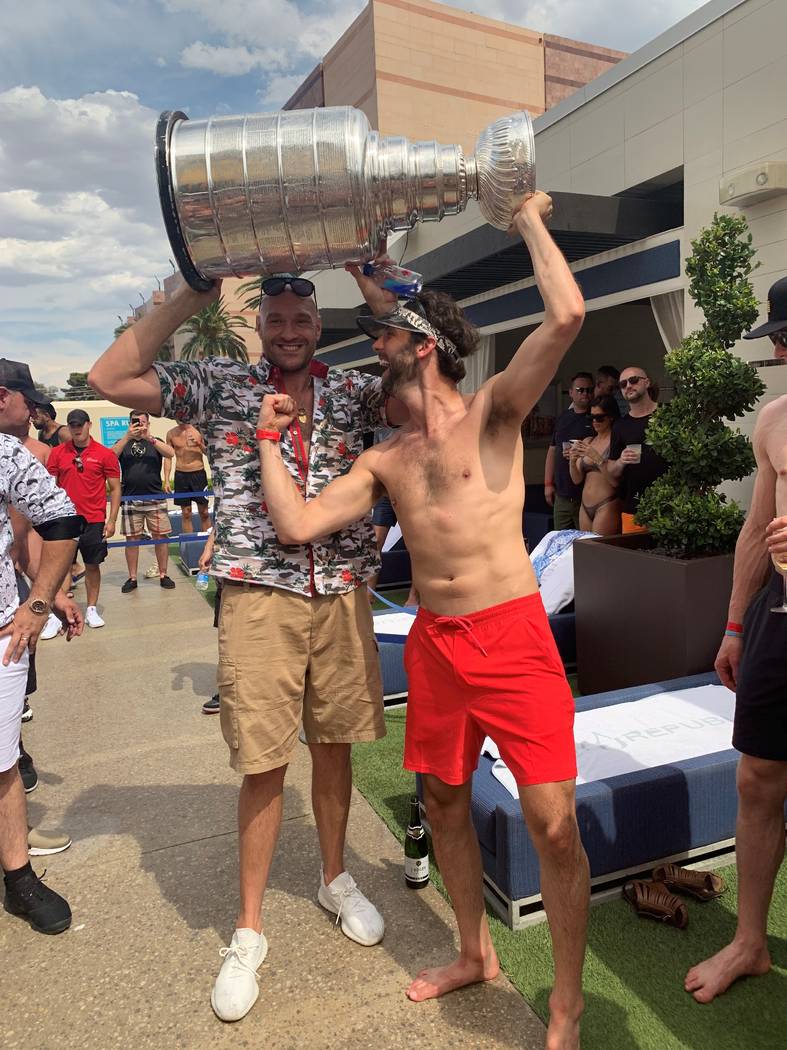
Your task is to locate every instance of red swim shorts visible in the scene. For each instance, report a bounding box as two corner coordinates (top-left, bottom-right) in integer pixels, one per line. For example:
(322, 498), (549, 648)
(403, 592), (577, 787)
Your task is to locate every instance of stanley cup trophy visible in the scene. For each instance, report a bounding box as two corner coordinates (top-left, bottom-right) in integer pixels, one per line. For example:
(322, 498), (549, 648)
(156, 106), (535, 292)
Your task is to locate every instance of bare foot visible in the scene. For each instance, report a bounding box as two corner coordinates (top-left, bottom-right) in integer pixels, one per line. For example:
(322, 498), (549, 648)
(406, 951), (500, 1002)
(545, 999), (582, 1050)
(684, 941), (771, 1003)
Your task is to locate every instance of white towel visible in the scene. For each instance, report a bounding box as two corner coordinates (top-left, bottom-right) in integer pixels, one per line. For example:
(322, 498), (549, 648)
(482, 684), (736, 799)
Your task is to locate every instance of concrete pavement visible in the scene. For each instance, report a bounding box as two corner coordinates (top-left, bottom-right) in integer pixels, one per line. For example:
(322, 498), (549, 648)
(2, 549), (546, 1050)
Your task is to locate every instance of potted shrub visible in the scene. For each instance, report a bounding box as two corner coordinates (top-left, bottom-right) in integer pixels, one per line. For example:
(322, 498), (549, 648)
(574, 214), (765, 693)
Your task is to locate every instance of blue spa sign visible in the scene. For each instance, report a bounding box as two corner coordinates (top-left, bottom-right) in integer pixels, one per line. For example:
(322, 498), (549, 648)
(99, 416), (131, 447)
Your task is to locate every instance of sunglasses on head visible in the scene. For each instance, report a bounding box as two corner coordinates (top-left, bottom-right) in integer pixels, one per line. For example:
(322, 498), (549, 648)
(619, 376), (646, 388)
(573, 385), (593, 394)
(769, 331), (787, 347)
(261, 276), (315, 298)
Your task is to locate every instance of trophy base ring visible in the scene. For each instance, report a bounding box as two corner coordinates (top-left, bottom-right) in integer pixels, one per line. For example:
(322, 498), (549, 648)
(155, 111), (215, 293)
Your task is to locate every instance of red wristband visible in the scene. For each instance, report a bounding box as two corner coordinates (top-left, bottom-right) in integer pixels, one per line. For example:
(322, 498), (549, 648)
(256, 429), (282, 441)
(725, 621), (743, 634)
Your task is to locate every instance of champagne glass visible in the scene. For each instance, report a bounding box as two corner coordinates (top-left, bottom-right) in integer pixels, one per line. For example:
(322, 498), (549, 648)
(770, 553), (787, 613)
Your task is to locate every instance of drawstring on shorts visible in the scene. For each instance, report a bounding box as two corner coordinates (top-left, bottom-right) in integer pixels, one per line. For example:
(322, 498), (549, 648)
(429, 616), (488, 657)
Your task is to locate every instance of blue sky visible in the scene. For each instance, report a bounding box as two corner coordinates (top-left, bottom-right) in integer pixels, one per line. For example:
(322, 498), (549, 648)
(0, 0), (708, 392)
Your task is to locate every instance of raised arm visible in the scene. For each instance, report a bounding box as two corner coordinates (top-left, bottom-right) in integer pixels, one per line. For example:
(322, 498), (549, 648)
(257, 395), (382, 545)
(88, 282), (219, 411)
(155, 437), (176, 461)
(489, 193), (585, 421)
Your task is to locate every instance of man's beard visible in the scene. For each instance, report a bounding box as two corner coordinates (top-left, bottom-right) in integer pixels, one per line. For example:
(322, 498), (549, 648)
(381, 348), (419, 395)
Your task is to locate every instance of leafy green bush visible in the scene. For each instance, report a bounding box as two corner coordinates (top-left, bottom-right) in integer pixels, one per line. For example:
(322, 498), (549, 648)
(636, 214), (765, 557)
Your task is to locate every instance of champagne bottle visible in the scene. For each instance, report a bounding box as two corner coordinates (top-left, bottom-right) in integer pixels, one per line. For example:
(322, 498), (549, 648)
(404, 796), (430, 889)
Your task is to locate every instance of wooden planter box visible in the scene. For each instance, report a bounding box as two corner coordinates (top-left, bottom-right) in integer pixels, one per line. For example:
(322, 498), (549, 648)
(574, 534), (734, 695)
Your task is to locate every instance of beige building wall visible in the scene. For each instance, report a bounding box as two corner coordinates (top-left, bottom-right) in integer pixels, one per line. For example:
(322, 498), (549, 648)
(322, 2), (379, 126)
(370, 0), (545, 151)
(544, 34), (628, 110)
(285, 0), (626, 150)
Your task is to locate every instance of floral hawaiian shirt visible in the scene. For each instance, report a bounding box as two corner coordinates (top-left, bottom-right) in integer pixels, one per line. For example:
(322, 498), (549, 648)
(154, 357), (388, 596)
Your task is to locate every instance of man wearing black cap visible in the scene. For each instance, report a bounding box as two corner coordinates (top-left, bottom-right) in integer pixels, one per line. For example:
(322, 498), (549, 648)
(31, 403), (68, 448)
(46, 410), (121, 628)
(686, 276), (787, 1004)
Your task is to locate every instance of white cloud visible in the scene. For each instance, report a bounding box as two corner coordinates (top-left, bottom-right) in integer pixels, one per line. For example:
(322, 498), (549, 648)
(257, 74), (307, 108)
(167, 0), (364, 68)
(0, 86), (171, 387)
(448, 0), (706, 51)
(180, 42), (287, 77)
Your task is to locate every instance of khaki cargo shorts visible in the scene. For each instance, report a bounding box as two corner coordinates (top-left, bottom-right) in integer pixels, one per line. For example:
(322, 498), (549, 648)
(217, 582), (386, 775)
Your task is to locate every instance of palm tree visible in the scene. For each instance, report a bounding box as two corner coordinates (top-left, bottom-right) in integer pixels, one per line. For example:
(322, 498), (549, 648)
(237, 277), (263, 313)
(178, 297), (251, 362)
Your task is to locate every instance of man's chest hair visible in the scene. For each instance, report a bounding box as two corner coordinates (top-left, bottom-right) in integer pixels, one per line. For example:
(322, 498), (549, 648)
(388, 433), (475, 502)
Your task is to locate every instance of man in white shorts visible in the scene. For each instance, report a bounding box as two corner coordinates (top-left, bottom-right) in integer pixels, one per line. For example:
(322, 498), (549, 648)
(0, 361), (84, 934)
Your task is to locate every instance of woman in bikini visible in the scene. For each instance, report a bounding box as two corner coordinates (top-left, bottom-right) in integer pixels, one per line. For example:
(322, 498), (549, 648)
(568, 394), (621, 534)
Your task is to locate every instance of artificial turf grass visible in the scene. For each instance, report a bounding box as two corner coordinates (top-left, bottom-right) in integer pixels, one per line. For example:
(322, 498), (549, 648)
(352, 709), (787, 1050)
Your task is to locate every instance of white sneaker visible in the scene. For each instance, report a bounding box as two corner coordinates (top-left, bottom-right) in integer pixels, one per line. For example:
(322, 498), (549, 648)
(85, 606), (105, 629)
(144, 565), (160, 579)
(39, 613), (61, 641)
(211, 928), (268, 1022)
(317, 868), (385, 946)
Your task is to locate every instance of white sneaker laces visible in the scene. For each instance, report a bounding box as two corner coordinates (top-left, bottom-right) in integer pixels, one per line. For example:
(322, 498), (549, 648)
(218, 943), (260, 981)
(332, 878), (365, 927)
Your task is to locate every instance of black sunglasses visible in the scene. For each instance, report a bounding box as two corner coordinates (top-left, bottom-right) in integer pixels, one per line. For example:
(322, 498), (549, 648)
(591, 413), (609, 421)
(573, 385), (593, 394)
(261, 276), (315, 298)
(619, 376), (646, 388)
(769, 331), (787, 347)
(73, 453), (84, 473)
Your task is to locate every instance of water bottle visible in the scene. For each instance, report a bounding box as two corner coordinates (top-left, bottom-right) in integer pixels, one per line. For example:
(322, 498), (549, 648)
(195, 570), (210, 591)
(362, 261), (423, 298)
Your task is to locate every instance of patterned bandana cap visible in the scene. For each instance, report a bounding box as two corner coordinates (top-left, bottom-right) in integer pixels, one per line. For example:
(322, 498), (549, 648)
(356, 304), (460, 362)
(397, 308), (460, 362)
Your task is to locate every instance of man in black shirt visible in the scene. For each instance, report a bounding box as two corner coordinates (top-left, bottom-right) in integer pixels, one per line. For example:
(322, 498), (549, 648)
(544, 371), (594, 529)
(113, 412), (176, 591)
(608, 366), (666, 532)
(32, 404), (68, 448)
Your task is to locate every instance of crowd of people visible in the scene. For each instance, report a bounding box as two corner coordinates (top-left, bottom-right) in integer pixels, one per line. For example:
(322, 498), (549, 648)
(1, 193), (785, 1050)
(544, 364), (666, 536)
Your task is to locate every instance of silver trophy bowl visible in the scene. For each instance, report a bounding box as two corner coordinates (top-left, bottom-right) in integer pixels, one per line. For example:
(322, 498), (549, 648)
(156, 106), (535, 291)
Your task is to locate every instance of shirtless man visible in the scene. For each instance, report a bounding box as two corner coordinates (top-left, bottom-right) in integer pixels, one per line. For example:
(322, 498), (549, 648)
(685, 275), (787, 1004)
(163, 422), (211, 533)
(257, 192), (589, 1050)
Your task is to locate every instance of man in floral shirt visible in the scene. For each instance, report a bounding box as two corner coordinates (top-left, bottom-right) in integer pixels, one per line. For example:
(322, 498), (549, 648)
(89, 270), (401, 1023)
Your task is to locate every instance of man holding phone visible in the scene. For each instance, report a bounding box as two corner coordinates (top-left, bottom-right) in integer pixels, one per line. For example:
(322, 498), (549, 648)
(112, 412), (176, 591)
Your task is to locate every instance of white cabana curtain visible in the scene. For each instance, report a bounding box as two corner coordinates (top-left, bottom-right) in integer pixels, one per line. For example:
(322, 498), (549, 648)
(651, 291), (684, 352)
(458, 334), (494, 393)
